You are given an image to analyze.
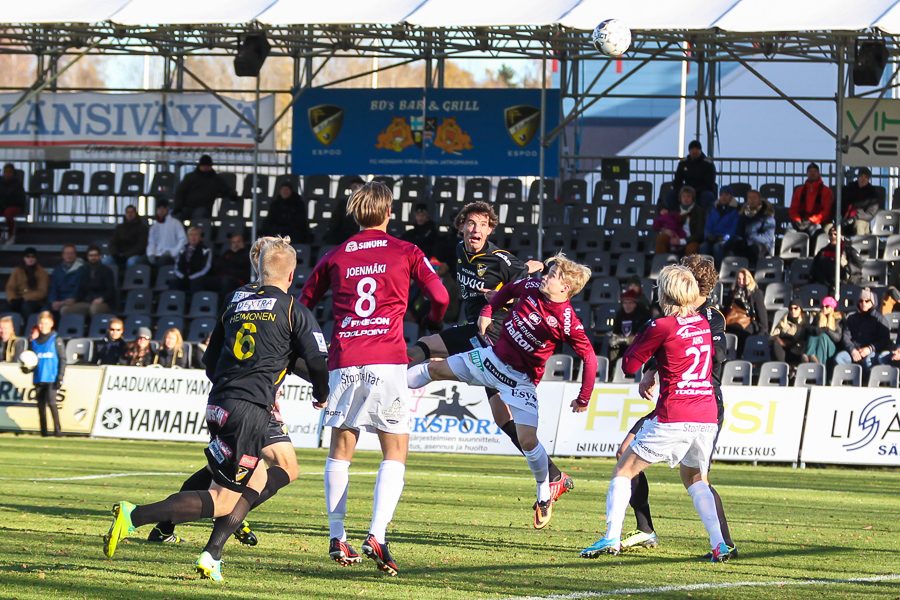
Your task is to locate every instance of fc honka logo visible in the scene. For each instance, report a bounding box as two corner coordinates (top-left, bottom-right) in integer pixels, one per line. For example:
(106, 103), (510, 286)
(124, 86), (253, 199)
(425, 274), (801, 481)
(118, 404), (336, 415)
(309, 104), (344, 146)
(504, 105), (540, 147)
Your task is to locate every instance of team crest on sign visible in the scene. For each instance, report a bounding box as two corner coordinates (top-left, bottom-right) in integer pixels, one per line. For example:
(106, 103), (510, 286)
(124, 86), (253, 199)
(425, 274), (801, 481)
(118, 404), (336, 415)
(504, 105), (540, 147)
(309, 104), (344, 146)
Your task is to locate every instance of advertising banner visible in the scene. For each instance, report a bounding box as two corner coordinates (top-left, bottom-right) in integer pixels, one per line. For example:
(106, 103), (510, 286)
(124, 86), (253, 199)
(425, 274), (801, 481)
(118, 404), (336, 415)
(93, 366), (323, 448)
(0, 92), (275, 151)
(842, 98), (900, 168)
(0, 365), (103, 435)
(801, 387), (900, 466)
(292, 88), (560, 176)
(325, 380), (565, 455)
(553, 384), (807, 462)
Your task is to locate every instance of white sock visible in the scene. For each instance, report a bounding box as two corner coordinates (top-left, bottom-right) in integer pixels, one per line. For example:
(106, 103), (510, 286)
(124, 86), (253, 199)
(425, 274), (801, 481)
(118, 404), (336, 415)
(406, 363), (433, 388)
(603, 476), (633, 541)
(688, 481), (726, 550)
(369, 460), (406, 543)
(324, 457), (351, 541)
(523, 444), (551, 503)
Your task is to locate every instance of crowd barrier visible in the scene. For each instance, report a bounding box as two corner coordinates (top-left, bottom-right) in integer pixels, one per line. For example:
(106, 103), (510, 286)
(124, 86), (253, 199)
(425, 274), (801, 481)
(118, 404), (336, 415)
(1, 364), (898, 468)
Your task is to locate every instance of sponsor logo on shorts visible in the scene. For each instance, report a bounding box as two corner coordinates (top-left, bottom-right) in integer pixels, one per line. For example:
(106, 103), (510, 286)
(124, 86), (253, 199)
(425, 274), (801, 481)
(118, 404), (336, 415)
(468, 350), (484, 371)
(682, 423), (717, 434)
(206, 405), (229, 427)
(326, 410), (343, 417)
(340, 370), (382, 386)
(313, 331), (328, 352)
(239, 454), (259, 469)
(235, 297), (278, 312)
(208, 436), (232, 464)
(635, 440), (665, 459)
(484, 358), (517, 388)
(236, 466), (250, 482)
(381, 399), (407, 425)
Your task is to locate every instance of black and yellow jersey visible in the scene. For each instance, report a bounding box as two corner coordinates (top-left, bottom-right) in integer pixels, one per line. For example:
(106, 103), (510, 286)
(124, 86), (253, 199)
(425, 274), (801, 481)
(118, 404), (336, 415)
(205, 285), (328, 409)
(456, 240), (528, 340)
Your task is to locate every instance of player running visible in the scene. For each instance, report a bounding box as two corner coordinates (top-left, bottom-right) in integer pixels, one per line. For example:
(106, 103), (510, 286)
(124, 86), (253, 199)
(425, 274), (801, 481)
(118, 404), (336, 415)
(580, 265), (731, 562)
(299, 181), (449, 576)
(148, 236), (313, 548)
(407, 253), (596, 529)
(103, 239), (330, 581)
(406, 201), (574, 503)
(617, 255), (736, 557)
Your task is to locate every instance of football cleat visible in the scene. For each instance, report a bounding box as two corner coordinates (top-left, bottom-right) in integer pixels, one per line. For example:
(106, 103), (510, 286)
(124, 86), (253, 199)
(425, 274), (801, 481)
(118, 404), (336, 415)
(361, 534), (399, 576)
(533, 499), (553, 529)
(703, 546), (738, 560)
(233, 521), (258, 546)
(710, 542), (732, 563)
(621, 529), (659, 550)
(329, 537), (362, 566)
(147, 527), (184, 544)
(549, 473), (574, 503)
(195, 551), (224, 581)
(103, 501), (136, 558)
(580, 537), (622, 558)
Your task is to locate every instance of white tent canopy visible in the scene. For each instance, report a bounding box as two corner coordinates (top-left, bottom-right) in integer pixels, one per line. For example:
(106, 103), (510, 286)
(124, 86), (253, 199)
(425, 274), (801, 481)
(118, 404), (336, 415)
(5, 0), (900, 32)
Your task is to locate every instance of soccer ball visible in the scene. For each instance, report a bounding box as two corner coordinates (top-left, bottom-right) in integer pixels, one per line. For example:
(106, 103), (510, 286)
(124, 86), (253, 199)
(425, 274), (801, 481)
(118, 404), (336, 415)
(591, 19), (632, 58)
(19, 350), (38, 370)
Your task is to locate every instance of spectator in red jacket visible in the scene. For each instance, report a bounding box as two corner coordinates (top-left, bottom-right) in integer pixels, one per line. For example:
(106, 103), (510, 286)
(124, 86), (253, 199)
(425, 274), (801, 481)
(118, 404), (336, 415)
(789, 163), (833, 235)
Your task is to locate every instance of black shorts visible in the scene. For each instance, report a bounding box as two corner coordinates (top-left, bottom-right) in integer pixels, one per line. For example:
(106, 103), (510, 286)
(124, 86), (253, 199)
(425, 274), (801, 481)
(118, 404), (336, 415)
(264, 408), (291, 447)
(439, 324), (498, 400)
(205, 398), (270, 492)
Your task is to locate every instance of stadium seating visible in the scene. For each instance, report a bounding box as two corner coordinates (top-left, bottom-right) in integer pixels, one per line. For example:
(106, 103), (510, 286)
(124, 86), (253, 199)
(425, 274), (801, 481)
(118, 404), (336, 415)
(867, 365), (899, 387)
(58, 313), (86, 338)
(65, 338), (93, 364)
(595, 355), (609, 383)
(722, 361), (752, 385)
(742, 334), (770, 362)
(592, 180), (619, 204)
(831, 364), (862, 386)
(758, 361), (789, 386)
(88, 314), (116, 339)
(544, 354), (574, 381)
(794, 363), (825, 387)
(155, 316), (185, 340)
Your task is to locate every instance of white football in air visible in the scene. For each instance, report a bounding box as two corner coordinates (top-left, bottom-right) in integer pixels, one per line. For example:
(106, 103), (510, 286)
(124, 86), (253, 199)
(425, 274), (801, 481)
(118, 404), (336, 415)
(592, 19), (632, 58)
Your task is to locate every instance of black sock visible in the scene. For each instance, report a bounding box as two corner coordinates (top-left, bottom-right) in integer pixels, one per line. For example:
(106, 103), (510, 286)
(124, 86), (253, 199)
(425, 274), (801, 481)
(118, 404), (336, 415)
(408, 341), (431, 365)
(132, 490), (215, 529)
(499, 420), (562, 482)
(153, 468), (215, 536)
(203, 490), (258, 561)
(709, 484), (733, 547)
(630, 472), (655, 534)
(250, 467), (291, 510)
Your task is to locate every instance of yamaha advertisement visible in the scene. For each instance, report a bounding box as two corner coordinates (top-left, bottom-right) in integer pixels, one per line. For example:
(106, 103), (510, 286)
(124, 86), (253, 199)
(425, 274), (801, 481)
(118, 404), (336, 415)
(291, 88), (560, 177)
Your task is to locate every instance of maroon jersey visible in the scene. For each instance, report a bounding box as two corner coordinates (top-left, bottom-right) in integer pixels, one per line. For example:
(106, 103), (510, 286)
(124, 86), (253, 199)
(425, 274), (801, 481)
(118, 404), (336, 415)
(622, 313), (717, 423)
(299, 229), (449, 369)
(480, 278), (597, 405)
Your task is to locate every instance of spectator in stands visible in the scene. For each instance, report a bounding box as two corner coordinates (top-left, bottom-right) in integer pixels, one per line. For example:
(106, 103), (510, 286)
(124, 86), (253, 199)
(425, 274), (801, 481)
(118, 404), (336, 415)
(664, 140), (716, 209)
(699, 185), (739, 268)
(721, 189), (775, 268)
(830, 167), (881, 236)
(881, 287), (900, 315)
(2, 247), (49, 322)
(625, 275), (651, 312)
(654, 186), (705, 256)
(0, 163), (26, 245)
(607, 289), (652, 368)
(26, 311), (66, 437)
(769, 299), (809, 367)
(120, 327), (156, 366)
(191, 333), (211, 369)
(103, 205), (149, 267)
(169, 226), (213, 294)
(94, 318), (127, 365)
(147, 199), (187, 266)
(723, 268), (768, 355)
(327, 176), (364, 244)
(47, 245), (84, 316)
(804, 296), (842, 365)
(0, 315), (25, 363)
(835, 287), (891, 372)
(260, 181), (311, 243)
(789, 163), (833, 236)
(402, 203), (440, 257)
(154, 328), (187, 368)
(211, 232), (252, 295)
(172, 154), (238, 222)
(61, 245), (116, 317)
(811, 227), (863, 292)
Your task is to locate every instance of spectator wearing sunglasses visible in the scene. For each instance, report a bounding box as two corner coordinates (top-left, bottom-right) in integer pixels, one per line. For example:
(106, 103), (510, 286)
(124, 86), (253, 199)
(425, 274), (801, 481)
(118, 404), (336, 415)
(834, 287), (891, 372)
(94, 318), (128, 365)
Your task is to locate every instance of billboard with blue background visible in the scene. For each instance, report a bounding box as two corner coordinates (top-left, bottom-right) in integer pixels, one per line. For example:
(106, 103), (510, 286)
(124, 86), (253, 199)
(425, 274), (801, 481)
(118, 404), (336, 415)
(291, 88), (559, 177)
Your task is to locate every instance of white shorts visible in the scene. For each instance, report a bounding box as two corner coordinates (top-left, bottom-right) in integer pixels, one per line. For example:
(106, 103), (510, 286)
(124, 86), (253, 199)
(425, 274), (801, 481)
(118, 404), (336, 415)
(630, 417), (718, 472)
(325, 364), (410, 434)
(446, 347), (539, 427)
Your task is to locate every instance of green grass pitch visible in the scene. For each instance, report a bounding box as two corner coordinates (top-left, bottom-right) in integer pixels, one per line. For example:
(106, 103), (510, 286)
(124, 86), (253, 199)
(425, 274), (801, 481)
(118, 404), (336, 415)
(0, 434), (898, 599)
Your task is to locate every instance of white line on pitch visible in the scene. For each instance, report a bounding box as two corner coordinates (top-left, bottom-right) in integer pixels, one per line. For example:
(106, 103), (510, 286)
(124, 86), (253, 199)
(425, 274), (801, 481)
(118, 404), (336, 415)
(494, 573), (900, 600)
